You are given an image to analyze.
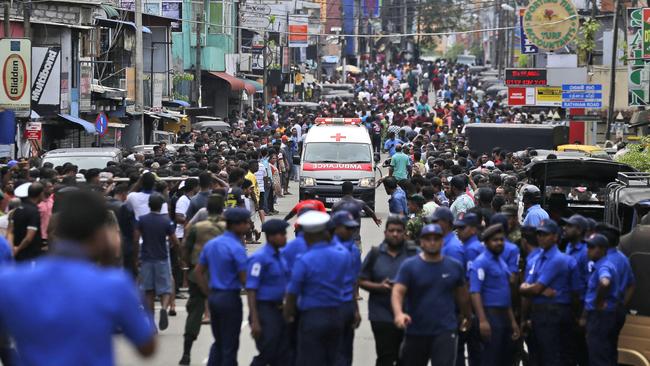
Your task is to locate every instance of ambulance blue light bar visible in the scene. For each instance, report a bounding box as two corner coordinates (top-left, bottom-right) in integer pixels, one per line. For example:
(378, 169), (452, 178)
(314, 118), (361, 125)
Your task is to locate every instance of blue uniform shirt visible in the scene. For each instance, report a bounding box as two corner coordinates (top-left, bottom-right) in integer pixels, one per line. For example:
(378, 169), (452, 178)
(463, 235), (484, 272)
(526, 245), (578, 305)
(333, 235), (361, 302)
(199, 231), (248, 290)
(469, 251), (512, 307)
(0, 236), (12, 264)
(395, 255), (465, 336)
(565, 241), (589, 299)
(525, 247), (542, 277)
(442, 232), (466, 267)
(282, 232), (307, 273)
(246, 244), (289, 302)
(584, 256), (618, 312)
(522, 204), (549, 227)
(389, 188), (408, 216)
(502, 240), (520, 274)
(0, 255), (153, 366)
(384, 138), (403, 156)
(286, 241), (351, 310)
(606, 248), (636, 302)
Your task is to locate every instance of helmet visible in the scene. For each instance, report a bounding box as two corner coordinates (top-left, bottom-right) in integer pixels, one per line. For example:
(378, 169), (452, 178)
(521, 184), (542, 204)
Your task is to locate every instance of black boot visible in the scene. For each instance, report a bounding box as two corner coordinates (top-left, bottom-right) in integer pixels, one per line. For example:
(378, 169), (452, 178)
(179, 337), (193, 365)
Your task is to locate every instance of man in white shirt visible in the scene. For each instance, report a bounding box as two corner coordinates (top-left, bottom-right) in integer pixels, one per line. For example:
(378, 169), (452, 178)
(127, 172), (168, 220)
(175, 178), (199, 241)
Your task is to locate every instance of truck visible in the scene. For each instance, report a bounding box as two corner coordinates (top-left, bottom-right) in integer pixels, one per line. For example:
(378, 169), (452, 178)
(465, 123), (569, 154)
(298, 118), (378, 210)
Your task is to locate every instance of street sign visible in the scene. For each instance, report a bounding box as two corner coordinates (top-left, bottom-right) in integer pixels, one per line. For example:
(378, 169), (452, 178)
(519, 8), (538, 54)
(24, 122), (41, 140)
(505, 69), (547, 86)
(95, 112), (108, 137)
(561, 84), (603, 109)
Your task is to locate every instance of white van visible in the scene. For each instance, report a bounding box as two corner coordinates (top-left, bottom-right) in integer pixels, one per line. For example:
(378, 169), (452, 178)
(299, 118), (378, 210)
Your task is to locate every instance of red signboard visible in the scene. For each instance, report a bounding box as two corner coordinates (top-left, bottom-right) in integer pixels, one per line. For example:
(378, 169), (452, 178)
(508, 87), (536, 106)
(24, 122), (42, 140)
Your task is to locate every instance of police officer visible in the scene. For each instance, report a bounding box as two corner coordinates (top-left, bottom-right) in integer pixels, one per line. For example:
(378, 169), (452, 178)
(246, 219), (292, 366)
(284, 211), (351, 366)
(469, 224), (520, 366)
(0, 189), (156, 364)
(562, 214), (590, 365)
(489, 213), (521, 277)
(455, 212), (484, 272)
(519, 219), (578, 366)
(392, 224), (472, 366)
(179, 194), (226, 366)
(429, 207), (465, 266)
(282, 209), (311, 273)
(582, 233), (620, 366)
(521, 185), (549, 227)
(330, 211), (362, 366)
(195, 207), (250, 366)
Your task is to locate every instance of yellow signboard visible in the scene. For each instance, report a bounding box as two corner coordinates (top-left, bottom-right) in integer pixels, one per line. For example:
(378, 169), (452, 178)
(523, 0), (579, 51)
(535, 86), (562, 106)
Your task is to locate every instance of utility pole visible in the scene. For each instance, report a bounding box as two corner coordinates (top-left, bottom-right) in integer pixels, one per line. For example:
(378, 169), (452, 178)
(495, 0), (502, 76)
(605, 0), (620, 141)
(4, 2), (10, 36)
(135, 0), (144, 143)
(193, 12), (203, 107)
(263, 32), (268, 116)
(22, 0), (30, 38)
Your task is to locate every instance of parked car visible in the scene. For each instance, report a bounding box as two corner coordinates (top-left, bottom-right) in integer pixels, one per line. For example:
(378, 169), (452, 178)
(41, 148), (122, 170)
(192, 120), (231, 133)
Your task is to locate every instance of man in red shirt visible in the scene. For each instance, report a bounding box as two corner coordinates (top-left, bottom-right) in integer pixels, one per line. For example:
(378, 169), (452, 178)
(283, 190), (326, 221)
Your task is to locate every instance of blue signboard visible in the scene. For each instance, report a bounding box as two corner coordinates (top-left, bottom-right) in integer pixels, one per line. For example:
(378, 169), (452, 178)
(519, 10), (538, 54)
(561, 84), (603, 109)
(95, 112), (108, 137)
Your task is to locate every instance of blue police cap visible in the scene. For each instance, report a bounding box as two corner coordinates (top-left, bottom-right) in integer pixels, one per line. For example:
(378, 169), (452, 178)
(561, 214), (588, 231)
(430, 207), (454, 223)
(454, 213), (480, 227)
(481, 223), (505, 241)
(331, 211), (360, 228)
(420, 224), (444, 237)
(223, 207), (250, 223)
(536, 219), (560, 235)
(585, 233), (609, 248)
(489, 213), (509, 232)
(261, 219), (289, 235)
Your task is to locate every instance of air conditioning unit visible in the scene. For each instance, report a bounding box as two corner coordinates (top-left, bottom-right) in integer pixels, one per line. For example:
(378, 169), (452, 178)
(240, 53), (252, 72)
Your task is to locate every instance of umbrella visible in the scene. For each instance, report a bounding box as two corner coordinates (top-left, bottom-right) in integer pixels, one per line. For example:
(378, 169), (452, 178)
(336, 65), (362, 74)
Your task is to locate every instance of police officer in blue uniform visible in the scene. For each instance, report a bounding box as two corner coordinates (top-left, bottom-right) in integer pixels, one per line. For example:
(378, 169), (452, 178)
(582, 233), (620, 366)
(284, 211), (351, 366)
(392, 224), (472, 366)
(469, 224), (520, 366)
(246, 219), (292, 366)
(562, 214), (590, 365)
(0, 190), (156, 365)
(430, 207), (465, 266)
(195, 207), (250, 366)
(330, 211), (362, 366)
(519, 219), (579, 366)
(489, 213), (521, 277)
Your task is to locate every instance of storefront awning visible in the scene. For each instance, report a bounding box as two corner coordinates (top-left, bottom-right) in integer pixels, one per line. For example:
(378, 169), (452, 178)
(58, 114), (97, 134)
(96, 18), (151, 33)
(208, 72), (248, 93)
(242, 78), (263, 93)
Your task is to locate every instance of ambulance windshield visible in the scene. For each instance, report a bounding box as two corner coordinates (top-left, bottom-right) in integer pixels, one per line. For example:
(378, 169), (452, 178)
(304, 143), (372, 163)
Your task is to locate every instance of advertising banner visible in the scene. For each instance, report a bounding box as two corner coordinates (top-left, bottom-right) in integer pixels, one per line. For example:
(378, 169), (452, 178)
(628, 8), (650, 106)
(0, 39), (31, 116)
(31, 47), (61, 117)
(535, 86), (562, 107)
(288, 23), (308, 47)
(519, 8), (539, 54)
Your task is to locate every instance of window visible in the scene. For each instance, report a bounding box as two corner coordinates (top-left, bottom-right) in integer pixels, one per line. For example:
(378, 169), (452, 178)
(304, 143), (372, 163)
(208, 0), (232, 35)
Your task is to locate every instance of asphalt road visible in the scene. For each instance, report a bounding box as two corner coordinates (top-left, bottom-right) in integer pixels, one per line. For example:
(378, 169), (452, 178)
(115, 174), (390, 366)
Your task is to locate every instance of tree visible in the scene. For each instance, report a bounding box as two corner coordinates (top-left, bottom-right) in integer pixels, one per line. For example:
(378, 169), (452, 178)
(418, 0), (464, 48)
(616, 137), (650, 172)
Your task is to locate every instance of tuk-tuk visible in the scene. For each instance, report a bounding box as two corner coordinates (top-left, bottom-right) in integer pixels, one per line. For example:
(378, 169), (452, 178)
(602, 172), (650, 365)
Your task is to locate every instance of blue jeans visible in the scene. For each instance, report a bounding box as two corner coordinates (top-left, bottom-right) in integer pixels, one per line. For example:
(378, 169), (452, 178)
(207, 290), (242, 366)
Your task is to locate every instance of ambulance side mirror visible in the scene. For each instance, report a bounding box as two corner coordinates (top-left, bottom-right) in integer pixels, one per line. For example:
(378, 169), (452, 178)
(374, 153), (380, 163)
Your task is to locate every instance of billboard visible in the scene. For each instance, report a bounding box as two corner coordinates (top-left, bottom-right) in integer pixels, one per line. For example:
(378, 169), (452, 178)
(535, 86), (563, 107)
(31, 47), (61, 117)
(0, 39), (31, 116)
(288, 23), (308, 47)
(628, 8), (650, 106)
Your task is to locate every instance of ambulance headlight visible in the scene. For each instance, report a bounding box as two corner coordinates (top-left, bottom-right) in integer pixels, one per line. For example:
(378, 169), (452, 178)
(300, 177), (316, 187)
(358, 177), (375, 188)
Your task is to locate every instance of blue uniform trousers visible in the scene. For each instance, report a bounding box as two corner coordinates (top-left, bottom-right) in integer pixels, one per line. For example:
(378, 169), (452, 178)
(478, 309), (514, 366)
(456, 317), (481, 366)
(296, 307), (343, 366)
(586, 310), (619, 366)
(530, 304), (573, 366)
(251, 301), (292, 366)
(337, 301), (355, 366)
(400, 331), (458, 366)
(208, 290), (242, 366)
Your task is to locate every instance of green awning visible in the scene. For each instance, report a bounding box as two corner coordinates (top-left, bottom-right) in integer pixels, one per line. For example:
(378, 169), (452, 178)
(101, 4), (119, 19)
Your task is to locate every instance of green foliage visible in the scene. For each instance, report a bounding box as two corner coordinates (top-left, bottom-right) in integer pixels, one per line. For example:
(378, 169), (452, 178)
(173, 73), (194, 83)
(518, 54), (530, 67)
(616, 137), (650, 172)
(419, 0), (463, 48)
(444, 43), (466, 61)
(575, 18), (600, 65)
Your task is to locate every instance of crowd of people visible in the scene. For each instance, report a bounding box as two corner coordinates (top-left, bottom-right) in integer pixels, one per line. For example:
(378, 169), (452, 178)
(0, 58), (637, 366)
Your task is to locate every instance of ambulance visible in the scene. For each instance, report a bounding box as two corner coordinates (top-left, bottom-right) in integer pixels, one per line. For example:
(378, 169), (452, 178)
(299, 118), (378, 210)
